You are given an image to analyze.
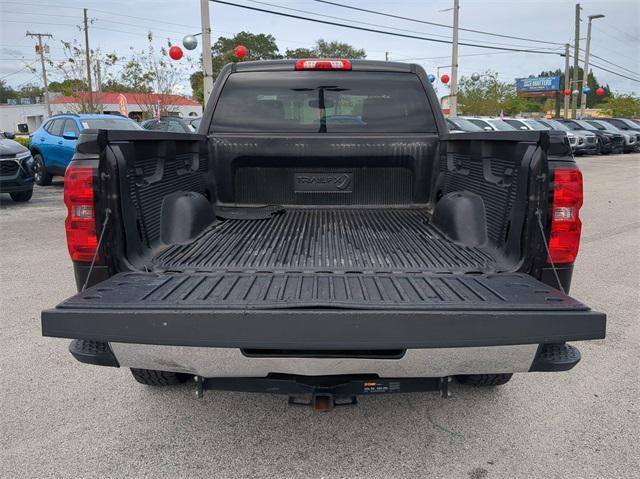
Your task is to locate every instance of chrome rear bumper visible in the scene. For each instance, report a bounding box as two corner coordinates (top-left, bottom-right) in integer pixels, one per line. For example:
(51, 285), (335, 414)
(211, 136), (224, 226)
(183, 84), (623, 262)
(110, 343), (540, 377)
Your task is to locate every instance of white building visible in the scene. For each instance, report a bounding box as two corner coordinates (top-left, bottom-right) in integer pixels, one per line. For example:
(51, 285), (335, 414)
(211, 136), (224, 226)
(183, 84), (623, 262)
(0, 103), (47, 133)
(1, 92), (202, 133)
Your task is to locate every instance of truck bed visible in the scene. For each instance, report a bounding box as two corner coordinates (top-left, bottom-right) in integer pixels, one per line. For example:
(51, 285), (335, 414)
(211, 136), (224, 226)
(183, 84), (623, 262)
(152, 208), (499, 273)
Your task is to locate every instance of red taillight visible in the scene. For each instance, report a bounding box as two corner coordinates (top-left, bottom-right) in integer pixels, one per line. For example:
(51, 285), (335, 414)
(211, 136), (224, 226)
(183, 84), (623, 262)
(64, 166), (97, 262)
(295, 59), (352, 70)
(548, 168), (583, 264)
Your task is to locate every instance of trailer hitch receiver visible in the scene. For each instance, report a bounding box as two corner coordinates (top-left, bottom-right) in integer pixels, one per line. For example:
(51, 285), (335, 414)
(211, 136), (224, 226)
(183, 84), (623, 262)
(194, 375), (450, 409)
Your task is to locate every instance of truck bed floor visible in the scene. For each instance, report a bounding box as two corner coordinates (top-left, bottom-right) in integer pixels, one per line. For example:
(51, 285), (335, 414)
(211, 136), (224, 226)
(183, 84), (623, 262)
(153, 209), (498, 273)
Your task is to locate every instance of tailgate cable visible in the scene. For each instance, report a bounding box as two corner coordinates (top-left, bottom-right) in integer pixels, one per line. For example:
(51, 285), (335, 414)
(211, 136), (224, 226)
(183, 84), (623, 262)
(81, 209), (111, 292)
(534, 209), (565, 295)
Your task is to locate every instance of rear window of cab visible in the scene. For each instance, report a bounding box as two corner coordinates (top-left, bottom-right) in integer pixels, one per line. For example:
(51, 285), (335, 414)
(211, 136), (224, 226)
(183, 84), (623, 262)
(211, 71), (436, 133)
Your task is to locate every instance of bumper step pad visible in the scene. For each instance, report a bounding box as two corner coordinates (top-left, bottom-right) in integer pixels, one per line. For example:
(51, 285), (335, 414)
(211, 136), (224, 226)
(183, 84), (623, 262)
(69, 339), (119, 367)
(530, 343), (581, 372)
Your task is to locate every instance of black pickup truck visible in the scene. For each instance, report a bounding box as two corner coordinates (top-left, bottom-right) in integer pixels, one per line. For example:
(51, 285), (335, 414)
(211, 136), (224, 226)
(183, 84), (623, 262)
(42, 60), (605, 408)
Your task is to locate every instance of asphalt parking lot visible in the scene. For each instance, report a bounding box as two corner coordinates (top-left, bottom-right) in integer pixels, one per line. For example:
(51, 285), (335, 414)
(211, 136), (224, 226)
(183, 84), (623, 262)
(1, 153), (638, 479)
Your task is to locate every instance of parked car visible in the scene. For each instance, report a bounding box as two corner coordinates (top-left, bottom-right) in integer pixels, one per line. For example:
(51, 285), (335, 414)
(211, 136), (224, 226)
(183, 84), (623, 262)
(141, 116), (195, 133)
(188, 117), (202, 132)
(0, 131), (35, 202)
(461, 117), (518, 131)
(559, 119), (624, 155)
(446, 117), (484, 132)
(537, 119), (598, 155)
(585, 119), (638, 153)
(596, 118), (640, 151)
(42, 59), (605, 408)
(502, 118), (548, 131)
(29, 114), (142, 186)
(501, 118), (580, 154)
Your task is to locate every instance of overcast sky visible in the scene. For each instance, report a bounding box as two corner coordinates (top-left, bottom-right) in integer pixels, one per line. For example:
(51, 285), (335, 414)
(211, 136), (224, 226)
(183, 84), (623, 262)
(1, 0), (639, 97)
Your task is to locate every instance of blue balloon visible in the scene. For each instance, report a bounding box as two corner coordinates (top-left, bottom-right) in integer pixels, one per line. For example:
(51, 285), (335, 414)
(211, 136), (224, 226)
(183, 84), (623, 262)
(583, 86), (591, 94)
(428, 74), (436, 83)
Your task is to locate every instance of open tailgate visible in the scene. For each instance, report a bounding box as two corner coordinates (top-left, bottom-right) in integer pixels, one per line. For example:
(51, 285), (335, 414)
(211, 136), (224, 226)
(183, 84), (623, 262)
(42, 272), (605, 349)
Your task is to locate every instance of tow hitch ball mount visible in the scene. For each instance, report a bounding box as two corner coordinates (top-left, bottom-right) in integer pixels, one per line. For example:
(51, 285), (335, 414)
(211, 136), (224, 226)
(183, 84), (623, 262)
(194, 375), (451, 410)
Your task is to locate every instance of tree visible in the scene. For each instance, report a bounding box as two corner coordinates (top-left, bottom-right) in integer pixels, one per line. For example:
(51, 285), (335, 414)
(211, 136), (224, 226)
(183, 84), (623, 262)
(48, 79), (87, 96)
(190, 31), (281, 103)
(118, 33), (193, 117)
(1, 83), (44, 102)
(457, 71), (514, 116)
(49, 39), (118, 112)
(502, 95), (541, 115)
(49, 32), (190, 116)
(538, 67), (611, 107)
(284, 39), (366, 59)
(189, 33), (367, 103)
(601, 94), (640, 117)
(0, 80), (17, 103)
(190, 71), (204, 103)
(101, 79), (139, 93)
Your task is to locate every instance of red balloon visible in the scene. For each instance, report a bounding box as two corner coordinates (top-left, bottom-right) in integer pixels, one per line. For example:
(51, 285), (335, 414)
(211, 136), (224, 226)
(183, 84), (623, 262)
(596, 87), (605, 96)
(234, 45), (248, 59)
(440, 74), (450, 84)
(564, 88), (572, 96)
(169, 45), (183, 60)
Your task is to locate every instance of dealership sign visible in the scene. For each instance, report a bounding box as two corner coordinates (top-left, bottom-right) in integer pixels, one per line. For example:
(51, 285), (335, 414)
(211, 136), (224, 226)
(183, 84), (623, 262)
(515, 76), (561, 97)
(516, 76), (561, 92)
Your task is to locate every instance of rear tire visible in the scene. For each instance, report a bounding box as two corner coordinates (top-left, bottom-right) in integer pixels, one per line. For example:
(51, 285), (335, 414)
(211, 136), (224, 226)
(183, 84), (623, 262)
(130, 368), (191, 386)
(33, 153), (52, 186)
(10, 189), (33, 202)
(456, 373), (513, 386)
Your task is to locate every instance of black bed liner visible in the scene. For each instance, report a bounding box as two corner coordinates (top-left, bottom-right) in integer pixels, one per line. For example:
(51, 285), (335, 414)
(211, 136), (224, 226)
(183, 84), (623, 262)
(153, 208), (498, 273)
(42, 271), (606, 348)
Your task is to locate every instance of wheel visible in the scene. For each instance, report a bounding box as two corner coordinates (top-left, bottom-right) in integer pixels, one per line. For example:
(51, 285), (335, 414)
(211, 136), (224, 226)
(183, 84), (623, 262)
(456, 373), (513, 386)
(130, 368), (191, 386)
(9, 189), (33, 202)
(33, 153), (52, 186)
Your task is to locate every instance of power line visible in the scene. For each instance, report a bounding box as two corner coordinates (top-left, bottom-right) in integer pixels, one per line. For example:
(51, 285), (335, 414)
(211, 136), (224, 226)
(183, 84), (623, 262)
(393, 50), (545, 62)
(3, 20), (78, 28)
(586, 27), (640, 65)
(588, 60), (640, 83)
(596, 21), (640, 44)
(210, 0), (562, 55)
(3, 10), (191, 37)
(0, 63), (36, 81)
(585, 51), (640, 78)
(1, 1), (201, 31)
(2, 8), (328, 53)
(590, 24), (640, 57)
(243, 0), (561, 51)
(312, 0), (565, 46)
(2, 11), (80, 20)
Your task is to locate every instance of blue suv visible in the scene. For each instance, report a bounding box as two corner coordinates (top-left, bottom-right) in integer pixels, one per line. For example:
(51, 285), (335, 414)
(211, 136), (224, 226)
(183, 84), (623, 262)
(29, 113), (141, 185)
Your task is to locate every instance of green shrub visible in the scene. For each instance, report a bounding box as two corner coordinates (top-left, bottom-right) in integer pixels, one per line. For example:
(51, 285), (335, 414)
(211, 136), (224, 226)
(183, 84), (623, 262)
(14, 136), (30, 147)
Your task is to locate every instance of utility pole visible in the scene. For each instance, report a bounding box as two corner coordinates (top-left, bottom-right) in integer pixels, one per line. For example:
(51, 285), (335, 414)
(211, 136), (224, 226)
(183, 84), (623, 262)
(200, 0), (214, 103)
(563, 43), (570, 119)
(95, 59), (103, 114)
(83, 8), (94, 112)
(26, 31), (52, 117)
(571, 3), (580, 119)
(449, 0), (460, 117)
(580, 14), (605, 118)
